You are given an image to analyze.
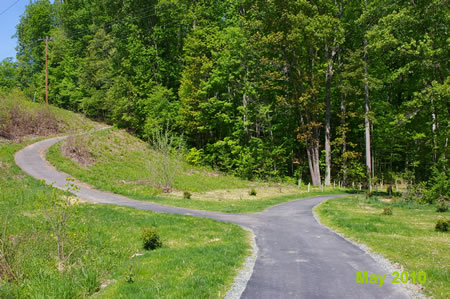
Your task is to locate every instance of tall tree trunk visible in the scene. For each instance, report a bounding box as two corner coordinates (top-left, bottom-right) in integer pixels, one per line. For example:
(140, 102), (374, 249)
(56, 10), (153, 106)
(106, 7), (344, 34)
(243, 92), (249, 137)
(306, 140), (322, 186)
(324, 43), (334, 186)
(364, 37), (371, 184)
(341, 93), (347, 185)
(300, 113), (322, 186)
(312, 136), (322, 186)
(431, 97), (438, 162)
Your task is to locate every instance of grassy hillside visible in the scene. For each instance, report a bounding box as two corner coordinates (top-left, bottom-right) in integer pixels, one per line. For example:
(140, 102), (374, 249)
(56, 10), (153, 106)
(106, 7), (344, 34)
(47, 128), (342, 213)
(316, 197), (449, 298)
(0, 92), (101, 139)
(0, 98), (249, 298)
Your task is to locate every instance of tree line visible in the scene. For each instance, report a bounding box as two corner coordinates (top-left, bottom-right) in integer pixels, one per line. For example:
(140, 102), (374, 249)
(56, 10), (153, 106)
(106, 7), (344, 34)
(1, 0), (448, 187)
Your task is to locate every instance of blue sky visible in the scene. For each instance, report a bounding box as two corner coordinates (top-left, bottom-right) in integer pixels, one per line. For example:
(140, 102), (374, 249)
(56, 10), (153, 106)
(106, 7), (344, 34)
(0, 0), (29, 61)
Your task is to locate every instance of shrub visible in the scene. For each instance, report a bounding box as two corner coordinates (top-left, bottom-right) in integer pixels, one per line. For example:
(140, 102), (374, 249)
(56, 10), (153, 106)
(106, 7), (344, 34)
(402, 183), (426, 202)
(62, 135), (94, 166)
(183, 191), (191, 199)
(185, 148), (204, 166)
(435, 219), (449, 232)
(436, 199), (448, 213)
(141, 228), (162, 250)
(0, 94), (61, 140)
(150, 127), (184, 193)
(387, 185), (393, 196)
(249, 188), (257, 196)
(382, 207), (393, 215)
(424, 166), (449, 204)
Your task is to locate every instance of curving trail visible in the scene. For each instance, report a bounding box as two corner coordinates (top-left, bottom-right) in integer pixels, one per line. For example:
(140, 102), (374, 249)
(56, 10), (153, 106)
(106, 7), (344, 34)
(15, 136), (410, 299)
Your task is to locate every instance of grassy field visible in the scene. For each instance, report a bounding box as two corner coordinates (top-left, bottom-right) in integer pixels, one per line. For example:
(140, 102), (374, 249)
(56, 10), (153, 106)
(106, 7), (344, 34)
(46, 128), (343, 213)
(0, 101), (249, 298)
(316, 196), (449, 298)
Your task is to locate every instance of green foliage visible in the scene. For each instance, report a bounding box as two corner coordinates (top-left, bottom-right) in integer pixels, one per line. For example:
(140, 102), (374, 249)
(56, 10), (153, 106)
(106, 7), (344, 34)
(39, 179), (80, 264)
(382, 207), (393, 216)
(249, 188), (257, 196)
(185, 148), (204, 166)
(150, 127), (185, 192)
(0, 59), (19, 92)
(435, 219), (449, 232)
(424, 165), (450, 204)
(11, 0), (450, 187)
(436, 200), (448, 213)
(141, 228), (162, 251)
(402, 183), (427, 203)
(183, 191), (191, 199)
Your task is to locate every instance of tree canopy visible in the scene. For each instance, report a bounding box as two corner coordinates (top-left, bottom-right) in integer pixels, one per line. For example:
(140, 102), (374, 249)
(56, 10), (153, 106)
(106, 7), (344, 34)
(2, 0), (449, 186)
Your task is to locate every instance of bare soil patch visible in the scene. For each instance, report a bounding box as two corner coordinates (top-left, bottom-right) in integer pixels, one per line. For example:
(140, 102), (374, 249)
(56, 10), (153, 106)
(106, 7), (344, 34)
(61, 135), (95, 166)
(0, 105), (63, 140)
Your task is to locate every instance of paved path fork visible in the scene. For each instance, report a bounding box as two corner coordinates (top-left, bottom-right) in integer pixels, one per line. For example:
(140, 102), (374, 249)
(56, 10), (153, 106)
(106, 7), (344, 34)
(15, 136), (410, 299)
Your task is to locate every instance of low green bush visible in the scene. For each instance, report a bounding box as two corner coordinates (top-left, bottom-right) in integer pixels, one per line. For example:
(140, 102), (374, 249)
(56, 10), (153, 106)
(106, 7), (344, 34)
(436, 200), (448, 213)
(402, 183), (427, 202)
(183, 191), (191, 199)
(141, 228), (162, 250)
(382, 207), (393, 215)
(435, 219), (449, 232)
(249, 188), (257, 196)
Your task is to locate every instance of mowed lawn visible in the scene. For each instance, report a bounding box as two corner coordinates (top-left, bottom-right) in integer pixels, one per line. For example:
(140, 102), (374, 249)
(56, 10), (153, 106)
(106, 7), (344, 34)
(316, 196), (449, 298)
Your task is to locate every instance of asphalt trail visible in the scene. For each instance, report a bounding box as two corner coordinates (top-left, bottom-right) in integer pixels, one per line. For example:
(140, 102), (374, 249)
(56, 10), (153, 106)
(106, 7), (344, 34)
(15, 136), (410, 299)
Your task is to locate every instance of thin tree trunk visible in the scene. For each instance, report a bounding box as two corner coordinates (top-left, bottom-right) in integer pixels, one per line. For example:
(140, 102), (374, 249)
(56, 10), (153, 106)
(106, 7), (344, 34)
(341, 93), (347, 185)
(324, 42), (334, 186)
(243, 92), (249, 137)
(431, 97), (438, 162)
(312, 137), (322, 186)
(364, 37), (371, 183)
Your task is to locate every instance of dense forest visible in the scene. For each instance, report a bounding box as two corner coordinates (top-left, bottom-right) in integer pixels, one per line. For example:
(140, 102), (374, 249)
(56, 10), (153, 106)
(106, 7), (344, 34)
(1, 0), (448, 188)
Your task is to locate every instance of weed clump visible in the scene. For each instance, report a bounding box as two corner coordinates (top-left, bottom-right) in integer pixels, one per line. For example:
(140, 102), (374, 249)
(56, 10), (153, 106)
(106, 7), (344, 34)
(0, 95), (62, 140)
(141, 228), (162, 250)
(62, 135), (94, 166)
(436, 199), (448, 213)
(249, 188), (257, 196)
(183, 191), (191, 199)
(435, 219), (449, 232)
(382, 207), (393, 215)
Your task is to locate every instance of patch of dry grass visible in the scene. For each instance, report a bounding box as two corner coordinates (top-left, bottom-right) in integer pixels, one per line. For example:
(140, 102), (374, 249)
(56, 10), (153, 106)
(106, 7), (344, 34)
(162, 185), (306, 202)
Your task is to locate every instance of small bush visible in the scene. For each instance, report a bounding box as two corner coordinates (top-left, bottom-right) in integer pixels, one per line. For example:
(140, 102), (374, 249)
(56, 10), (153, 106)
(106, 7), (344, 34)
(435, 219), (449, 232)
(183, 191), (191, 199)
(249, 188), (257, 196)
(382, 207), (393, 215)
(62, 135), (94, 166)
(387, 185), (393, 196)
(436, 199), (448, 213)
(0, 94), (62, 140)
(141, 228), (162, 250)
(402, 183), (427, 203)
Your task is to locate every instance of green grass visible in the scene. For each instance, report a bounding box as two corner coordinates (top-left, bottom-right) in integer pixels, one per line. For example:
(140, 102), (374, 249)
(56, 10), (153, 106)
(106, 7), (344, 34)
(48, 128), (249, 194)
(128, 191), (344, 213)
(316, 196), (449, 298)
(46, 128), (343, 213)
(0, 105), (249, 298)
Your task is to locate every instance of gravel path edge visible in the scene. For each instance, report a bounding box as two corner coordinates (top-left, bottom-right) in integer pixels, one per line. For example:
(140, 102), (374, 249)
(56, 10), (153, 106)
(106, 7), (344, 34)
(312, 200), (427, 299)
(225, 226), (258, 299)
